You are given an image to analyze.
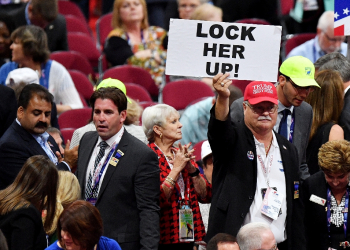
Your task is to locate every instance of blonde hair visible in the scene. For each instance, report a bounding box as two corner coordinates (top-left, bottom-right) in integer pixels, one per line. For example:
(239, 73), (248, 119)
(125, 98), (143, 125)
(318, 140), (350, 174)
(111, 0), (149, 30)
(43, 171), (80, 235)
(190, 3), (222, 21)
(305, 69), (344, 140)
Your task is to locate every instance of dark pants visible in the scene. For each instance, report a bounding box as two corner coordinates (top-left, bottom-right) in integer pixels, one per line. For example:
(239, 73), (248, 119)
(159, 242), (194, 250)
(277, 240), (288, 250)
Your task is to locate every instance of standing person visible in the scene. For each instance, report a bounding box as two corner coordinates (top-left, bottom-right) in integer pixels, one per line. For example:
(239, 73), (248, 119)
(0, 25), (83, 114)
(305, 69), (344, 175)
(230, 56), (320, 181)
(46, 200), (122, 250)
(6, 0), (68, 52)
(0, 155), (59, 250)
(104, 0), (167, 87)
(0, 84), (77, 190)
(208, 73), (306, 249)
(302, 140), (350, 249)
(142, 103), (211, 250)
(76, 86), (160, 250)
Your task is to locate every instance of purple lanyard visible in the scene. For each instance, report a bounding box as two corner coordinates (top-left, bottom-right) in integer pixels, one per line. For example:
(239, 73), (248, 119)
(126, 30), (147, 49)
(288, 111), (295, 143)
(87, 143), (118, 200)
(327, 186), (349, 242)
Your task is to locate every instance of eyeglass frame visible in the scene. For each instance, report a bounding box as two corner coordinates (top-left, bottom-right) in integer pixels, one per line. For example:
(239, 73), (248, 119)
(244, 101), (278, 115)
(258, 243), (278, 250)
(280, 74), (315, 94)
(322, 30), (345, 43)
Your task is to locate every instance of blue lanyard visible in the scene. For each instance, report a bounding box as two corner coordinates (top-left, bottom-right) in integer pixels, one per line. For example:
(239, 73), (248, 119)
(327, 186), (349, 242)
(87, 143), (118, 200)
(288, 110), (295, 143)
(126, 30), (147, 49)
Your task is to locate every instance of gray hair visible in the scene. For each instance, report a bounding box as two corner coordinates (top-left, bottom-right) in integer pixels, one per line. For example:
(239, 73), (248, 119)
(317, 11), (334, 31)
(237, 222), (271, 250)
(315, 52), (350, 83)
(142, 104), (178, 142)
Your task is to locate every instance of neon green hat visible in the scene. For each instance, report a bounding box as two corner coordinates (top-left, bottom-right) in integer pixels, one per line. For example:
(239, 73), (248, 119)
(96, 78), (132, 103)
(280, 56), (320, 88)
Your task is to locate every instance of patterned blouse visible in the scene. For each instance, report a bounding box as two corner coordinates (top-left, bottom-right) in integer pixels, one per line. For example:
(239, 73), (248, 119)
(148, 142), (212, 244)
(105, 26), (167, 86)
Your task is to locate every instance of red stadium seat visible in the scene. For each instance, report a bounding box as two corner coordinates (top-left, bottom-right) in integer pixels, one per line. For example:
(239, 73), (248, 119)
(65, 15), (93, 39)
(235, 18), (271, 25)
(102, 65), (159, 97)
(68, 32), (101, 69)
(192, 140), (206, 163)
(162, 80), (214, 110)
(50, 51), (95, 79)
(231, 79), (251, 94)
(283, 33), (316, 59)
(58, 108), (92, 129)
(60, 128), (75, 143)
(96, 13), (113, 50)
(58, 1), (87, 22)
(68, 70), (94, 103)
(125, 83), (153, 102)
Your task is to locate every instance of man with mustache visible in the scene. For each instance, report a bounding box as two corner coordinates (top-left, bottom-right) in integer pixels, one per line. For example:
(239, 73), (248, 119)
(230, 56), (320, 181)
(206, 74), (307, 249)
(286, 11), (347, 63)
(0, 84), (77, 189)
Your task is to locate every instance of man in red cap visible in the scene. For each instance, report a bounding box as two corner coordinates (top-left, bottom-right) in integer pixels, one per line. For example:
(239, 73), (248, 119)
(206, 73), (305, 250)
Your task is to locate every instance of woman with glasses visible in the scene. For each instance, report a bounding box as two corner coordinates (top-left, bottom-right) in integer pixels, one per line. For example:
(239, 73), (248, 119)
(305, 69), (344, 175)
(302, 140), (350, 250)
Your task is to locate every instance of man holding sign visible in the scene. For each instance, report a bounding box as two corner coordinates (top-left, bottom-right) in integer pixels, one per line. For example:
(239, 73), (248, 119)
(207, 73), (305, 250)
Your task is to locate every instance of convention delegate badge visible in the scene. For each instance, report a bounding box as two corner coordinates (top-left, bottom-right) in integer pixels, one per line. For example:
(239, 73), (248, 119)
(309, 194), (326, 206)
(247, 151), (254, 161)
(109, 157), (119, 167)
(179, 208), (194, 242)
(260, 188), (283, 220)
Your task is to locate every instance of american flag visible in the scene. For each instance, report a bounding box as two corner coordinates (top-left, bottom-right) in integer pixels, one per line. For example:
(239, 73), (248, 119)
(334, 0), (350, 36)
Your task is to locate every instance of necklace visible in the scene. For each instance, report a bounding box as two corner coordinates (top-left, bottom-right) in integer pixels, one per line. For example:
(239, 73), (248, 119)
(265, 139), (273, 156)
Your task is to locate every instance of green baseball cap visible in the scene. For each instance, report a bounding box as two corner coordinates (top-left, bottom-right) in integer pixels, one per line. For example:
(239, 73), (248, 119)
(280, 56), (320, 88)
(96, 78), (132, 103)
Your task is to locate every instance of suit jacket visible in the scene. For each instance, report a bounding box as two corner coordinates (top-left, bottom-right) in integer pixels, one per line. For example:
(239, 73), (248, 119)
(302, 171), (350, 249)
(207, 105), (306, 249)
(0, 121), (69, 189)
(76, 130), (160, 250)
(9, 4), (68, 52)
(230, 97), (312, 180)
(0, 85), (17, 138)
(339, 90), (350, 141)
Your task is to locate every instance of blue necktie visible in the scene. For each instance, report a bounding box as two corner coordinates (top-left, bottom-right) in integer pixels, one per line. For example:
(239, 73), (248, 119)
(39, 134), (58, 164)
(279, 109), (291, 139)
(85, 141), (108, 200)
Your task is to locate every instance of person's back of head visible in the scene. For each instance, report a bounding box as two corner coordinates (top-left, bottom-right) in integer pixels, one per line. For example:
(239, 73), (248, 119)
(30, 0), (58, 23)
(237, 222), (276, 250)
(315, 52), (350, 83)
(190, 3), (222, 22)
(207, 233), (238, 250)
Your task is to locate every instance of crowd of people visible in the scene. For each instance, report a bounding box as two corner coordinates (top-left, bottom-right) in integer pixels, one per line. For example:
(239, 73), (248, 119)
(0, 0), (350, 250)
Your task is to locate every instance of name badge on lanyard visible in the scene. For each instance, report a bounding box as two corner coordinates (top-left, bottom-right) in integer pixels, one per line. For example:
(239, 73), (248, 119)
(179, 208), (194, 242)
(260, 188), (283, 220)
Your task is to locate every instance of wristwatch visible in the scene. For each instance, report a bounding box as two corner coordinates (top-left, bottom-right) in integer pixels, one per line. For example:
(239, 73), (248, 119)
(188, 168), (200, 177)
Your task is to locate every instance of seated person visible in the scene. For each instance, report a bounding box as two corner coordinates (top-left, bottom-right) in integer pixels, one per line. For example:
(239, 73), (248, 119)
(0, 14), (15, 67)
(286, 11), (347, 63)
(104, 0), (167, 87)
(0, 25), (83, 114)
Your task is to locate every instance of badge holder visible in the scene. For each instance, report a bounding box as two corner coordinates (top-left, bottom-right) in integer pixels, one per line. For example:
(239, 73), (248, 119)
(260, 188), (283, 220)
(179, 201), (194, 242)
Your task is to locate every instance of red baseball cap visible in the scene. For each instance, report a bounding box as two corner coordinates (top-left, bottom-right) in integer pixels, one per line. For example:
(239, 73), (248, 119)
(244, 81), (278, 105)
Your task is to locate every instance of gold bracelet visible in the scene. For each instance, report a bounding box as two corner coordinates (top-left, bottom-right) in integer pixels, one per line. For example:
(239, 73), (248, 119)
(165, 176), (175, 186)
(167, 176), (176, 184)
(165, 178), (175, 186)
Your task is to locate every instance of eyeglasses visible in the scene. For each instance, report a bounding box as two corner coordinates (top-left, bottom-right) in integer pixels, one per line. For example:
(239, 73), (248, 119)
(289, 79), (314, 94)
(179, 3), (199, 9)
(244, 102), (278, 115)
(259, 243), (278, 250)
(322, 31), (345, 43)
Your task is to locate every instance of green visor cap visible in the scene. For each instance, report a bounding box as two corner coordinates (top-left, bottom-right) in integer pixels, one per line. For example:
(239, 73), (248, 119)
(280, 56), (320, 88)
(96, 78), (132, 103)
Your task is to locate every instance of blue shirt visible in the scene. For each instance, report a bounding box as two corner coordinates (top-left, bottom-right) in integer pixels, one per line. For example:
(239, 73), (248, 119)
(286, 36), (348, 63)
(180, 97), (214, 145)
(45, 236), (122, 250)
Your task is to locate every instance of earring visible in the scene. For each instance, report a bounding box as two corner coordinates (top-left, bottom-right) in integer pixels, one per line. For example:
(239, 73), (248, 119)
(160, 133), (163, 139)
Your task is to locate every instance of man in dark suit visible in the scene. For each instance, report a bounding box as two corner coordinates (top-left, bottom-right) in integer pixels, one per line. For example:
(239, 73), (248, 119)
(207, 73), (306, 249)
(230, 56), (319, 181)
(0, 84), (77, 189)
(0, 85), (17, 138)
(7, 0), (68, 52)
(314, 52), (350, 141)
(76, 80), (160, 250)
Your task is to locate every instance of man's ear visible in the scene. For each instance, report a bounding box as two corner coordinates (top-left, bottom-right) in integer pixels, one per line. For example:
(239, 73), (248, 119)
(17, 106), (24, 121)
(120, 110), (127, 124)
(278, 75), (286, 87)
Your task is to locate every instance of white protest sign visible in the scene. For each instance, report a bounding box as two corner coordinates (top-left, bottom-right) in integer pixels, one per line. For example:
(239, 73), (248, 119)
(166, 19), (282, 82)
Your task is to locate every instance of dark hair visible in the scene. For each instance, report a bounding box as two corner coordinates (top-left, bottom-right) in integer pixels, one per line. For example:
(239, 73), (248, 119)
(90, 87), (127, 113)
(58, 200), (103, 250)
(11, 25), (50, 63)
(0, 14), (16, 36)
(30, 0), (58, 23)
(315, 52), (350, 83)
(18, 84), (53, 109)
(207, 233), (237, 250)
(0, 155), (58, 232)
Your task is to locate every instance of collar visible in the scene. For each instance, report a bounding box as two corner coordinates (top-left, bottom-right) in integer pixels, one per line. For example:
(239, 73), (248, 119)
(96, 126), (125, 148)
(344, 85), (350, 95)
(16, 118), (49, 142)
(253, 132), (278, 149)
(277, 100), (294, 114)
